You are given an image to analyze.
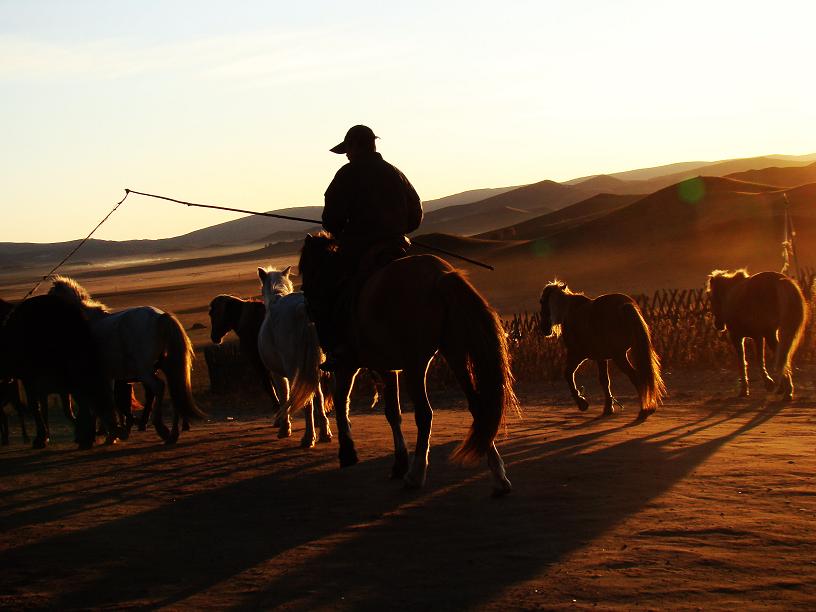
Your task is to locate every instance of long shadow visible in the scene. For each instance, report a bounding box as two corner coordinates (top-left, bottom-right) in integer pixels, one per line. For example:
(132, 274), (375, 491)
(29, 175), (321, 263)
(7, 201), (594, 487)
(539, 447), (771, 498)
(0, 402), (786, 610)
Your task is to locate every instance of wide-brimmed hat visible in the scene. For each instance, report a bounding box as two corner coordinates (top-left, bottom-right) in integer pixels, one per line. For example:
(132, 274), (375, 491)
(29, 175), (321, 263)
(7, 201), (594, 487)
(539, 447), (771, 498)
(330, 125), (378, 154)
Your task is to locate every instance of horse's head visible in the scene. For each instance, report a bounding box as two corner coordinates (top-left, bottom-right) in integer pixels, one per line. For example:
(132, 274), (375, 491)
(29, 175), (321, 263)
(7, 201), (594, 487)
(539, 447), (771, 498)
(298, 232), (340, 296)
(706, 269), (748, 331)
(208, 295), (235, 344)
(539, 280), (568, 337)
(258, 265), (294, 308)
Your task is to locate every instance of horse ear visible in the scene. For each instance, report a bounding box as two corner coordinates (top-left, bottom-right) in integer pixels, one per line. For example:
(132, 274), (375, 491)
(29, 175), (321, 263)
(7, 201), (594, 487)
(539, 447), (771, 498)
(257, 267), (267, 283)
(282, 265), (292, 277)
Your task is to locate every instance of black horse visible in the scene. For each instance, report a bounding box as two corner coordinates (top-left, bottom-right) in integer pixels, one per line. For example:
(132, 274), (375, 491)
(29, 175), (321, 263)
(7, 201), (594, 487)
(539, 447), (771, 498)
(0, 294), (119, 448)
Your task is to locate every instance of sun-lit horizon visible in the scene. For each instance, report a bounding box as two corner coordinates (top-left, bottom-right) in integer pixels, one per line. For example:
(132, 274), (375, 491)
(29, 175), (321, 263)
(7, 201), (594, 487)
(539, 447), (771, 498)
(2, 0), (816, 243)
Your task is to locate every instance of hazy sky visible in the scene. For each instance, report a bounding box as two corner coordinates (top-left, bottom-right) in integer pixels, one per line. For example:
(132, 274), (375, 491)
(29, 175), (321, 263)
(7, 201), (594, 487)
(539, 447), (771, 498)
(2, 0), (815, 243)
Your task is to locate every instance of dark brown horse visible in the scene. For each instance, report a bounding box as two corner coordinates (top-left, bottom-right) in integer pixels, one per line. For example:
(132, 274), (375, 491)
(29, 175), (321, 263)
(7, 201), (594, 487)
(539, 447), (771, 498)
(208, 295), (285, 415)
(0, 294), (119, 448)
(299, 234), (517, 496)
(539, 281), (665, 420)
(707, 269), (807, 401)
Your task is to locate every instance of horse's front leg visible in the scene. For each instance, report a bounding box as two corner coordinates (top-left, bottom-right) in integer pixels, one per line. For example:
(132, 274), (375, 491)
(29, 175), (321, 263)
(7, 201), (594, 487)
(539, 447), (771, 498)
(382, 371), (409, 479)
(730, 334), (749, 397)
(597, 359), (616, 415)
(565, 354), (589, 411)
(404, 365), (433, 489)
(333, 367), (359, 467)
(753, 337), (775, 392)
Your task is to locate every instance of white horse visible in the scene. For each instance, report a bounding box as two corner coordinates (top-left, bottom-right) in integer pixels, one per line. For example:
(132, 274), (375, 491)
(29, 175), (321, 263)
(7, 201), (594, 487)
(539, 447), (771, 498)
(257, 266), (332, 447)
(48, 276), (205, 444)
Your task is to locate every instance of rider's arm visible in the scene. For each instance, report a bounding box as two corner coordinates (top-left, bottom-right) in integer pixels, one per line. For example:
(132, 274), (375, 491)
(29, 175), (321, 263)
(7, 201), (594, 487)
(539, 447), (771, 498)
(401, 173), (423, 233)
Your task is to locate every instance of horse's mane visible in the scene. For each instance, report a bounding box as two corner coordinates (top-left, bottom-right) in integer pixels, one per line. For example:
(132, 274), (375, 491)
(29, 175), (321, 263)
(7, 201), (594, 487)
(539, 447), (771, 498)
(543, 278), (582, 296)
(50, 275), (110, 313)
(706, 268), (749, 292)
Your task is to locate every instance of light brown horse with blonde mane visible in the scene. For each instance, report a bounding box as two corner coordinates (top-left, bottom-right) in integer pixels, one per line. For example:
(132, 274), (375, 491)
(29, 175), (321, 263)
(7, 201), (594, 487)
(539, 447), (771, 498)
(299, 233), (518, 496)
(539, 280), (665, 420)
(706, 269), (808, 401)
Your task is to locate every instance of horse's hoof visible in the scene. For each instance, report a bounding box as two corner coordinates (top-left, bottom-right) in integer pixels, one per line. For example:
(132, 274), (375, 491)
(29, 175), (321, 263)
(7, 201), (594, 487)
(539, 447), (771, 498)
(32, 437), (48, 449)
(764, 378), (776, 392)
(104, 435), (121, 446)
(77, 440), (92, 450)
(403, 476), (421, 489)
(781, 394), (794, 403)
(300, 436), (316, 449)
(603, 402), (616, 416)
(119, 428), (131, 441)
(318, 432), (333, 444)
(577, 397), (590, 412)
(272, 417), (282, 428)
(182, 422), (190, 432)
(338, 447), (359, 467)
(390, 456), (410, 480)
(738, 388), (749, 398)
(277, 429), (292, 439)
(636, 408), (654, 421)
(492, 482), (513, 498)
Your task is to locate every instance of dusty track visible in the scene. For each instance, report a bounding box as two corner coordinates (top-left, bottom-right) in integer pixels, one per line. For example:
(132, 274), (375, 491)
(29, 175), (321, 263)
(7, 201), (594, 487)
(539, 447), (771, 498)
(1, 381), (815, 610)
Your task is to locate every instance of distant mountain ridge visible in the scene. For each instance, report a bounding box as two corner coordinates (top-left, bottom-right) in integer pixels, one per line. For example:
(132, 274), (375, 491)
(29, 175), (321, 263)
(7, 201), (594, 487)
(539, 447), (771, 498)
(2, 152), (814, 271)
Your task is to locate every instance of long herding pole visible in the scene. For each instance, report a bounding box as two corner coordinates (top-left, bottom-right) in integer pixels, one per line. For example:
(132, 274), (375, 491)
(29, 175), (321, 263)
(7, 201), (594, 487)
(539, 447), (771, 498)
(126, 189), (495, 271)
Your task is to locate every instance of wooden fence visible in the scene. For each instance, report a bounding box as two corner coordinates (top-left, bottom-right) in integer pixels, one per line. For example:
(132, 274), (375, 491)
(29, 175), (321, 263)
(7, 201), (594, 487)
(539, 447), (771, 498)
(204, 270), (816, 392)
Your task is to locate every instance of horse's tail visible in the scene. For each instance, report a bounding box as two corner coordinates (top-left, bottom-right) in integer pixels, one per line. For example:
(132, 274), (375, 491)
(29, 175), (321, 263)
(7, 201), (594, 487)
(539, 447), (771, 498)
(438, 271), (518, 465)
(158, 313), (206, 420)
(284, 303), (323, 415)
(623, 302), (666, 412)
(774, 278), (808, 377)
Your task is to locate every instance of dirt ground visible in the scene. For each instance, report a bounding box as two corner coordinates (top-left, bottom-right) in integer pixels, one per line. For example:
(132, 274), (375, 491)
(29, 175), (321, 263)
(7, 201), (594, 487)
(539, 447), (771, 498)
(2, 257), (816, 610)
(1, 371), (815, 611)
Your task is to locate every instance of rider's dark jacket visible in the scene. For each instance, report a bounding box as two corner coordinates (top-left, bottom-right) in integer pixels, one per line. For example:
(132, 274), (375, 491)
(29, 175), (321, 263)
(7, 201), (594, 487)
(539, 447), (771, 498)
(323, 152), (422, 258)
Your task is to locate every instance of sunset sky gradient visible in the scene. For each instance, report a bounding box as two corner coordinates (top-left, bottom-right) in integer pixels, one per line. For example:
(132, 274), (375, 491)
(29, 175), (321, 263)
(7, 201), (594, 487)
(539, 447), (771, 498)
(1, 0), (815, 242)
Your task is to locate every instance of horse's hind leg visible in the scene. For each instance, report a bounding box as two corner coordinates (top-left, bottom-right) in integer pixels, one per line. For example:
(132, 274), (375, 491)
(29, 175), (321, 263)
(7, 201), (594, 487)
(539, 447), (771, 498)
(276, 377), (292, 438)
(26, 383), (49, 449)
(753, 337), (776, 392)
(382, 371), (409, 479)
(598, 359), (616, 416)
(613, 352), (655, 420)
(333, 367), (359, 467)
(730, 334), (749, 397)
(772, 331), (796, 402)
(404, 363), (433, 489)
(487, 443), (512, 497)
(143, 372), (170, 443)
(300, 398), (317, 448)
(0, 401), (8, 446)
(13, 383), (29, 443)
(565, 354), (589, 412)
(315, 381), (332, 444)
(138, 385), (154, 431)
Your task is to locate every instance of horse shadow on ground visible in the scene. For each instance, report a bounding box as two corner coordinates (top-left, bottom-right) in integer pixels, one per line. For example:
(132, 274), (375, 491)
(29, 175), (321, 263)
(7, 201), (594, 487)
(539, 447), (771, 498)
(0, 400), (784, 610)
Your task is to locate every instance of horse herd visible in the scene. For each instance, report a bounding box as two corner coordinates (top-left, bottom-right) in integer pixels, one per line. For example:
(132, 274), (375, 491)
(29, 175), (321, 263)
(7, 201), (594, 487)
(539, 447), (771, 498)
(0, 243), (809, 497)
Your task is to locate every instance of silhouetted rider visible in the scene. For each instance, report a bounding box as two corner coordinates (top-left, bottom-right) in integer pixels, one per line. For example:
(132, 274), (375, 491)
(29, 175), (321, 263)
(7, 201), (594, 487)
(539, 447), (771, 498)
(314, 125), (423, 370)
